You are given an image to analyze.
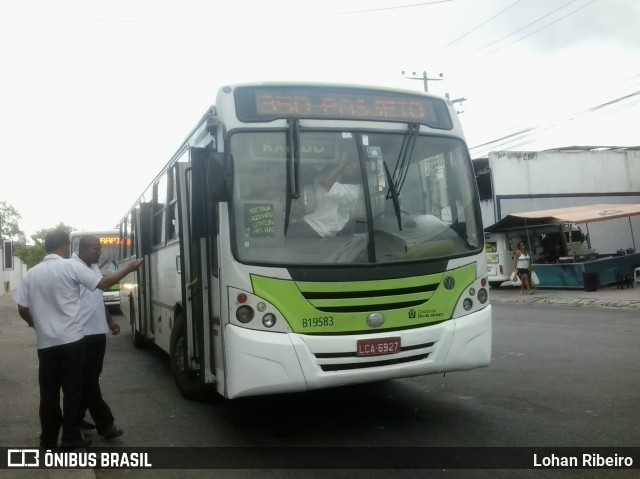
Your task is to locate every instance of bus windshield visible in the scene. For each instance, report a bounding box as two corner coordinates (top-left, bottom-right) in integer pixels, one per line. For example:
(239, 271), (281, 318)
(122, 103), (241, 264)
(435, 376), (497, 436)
(71, 234), (119, 274)
(231, 130), (482, 265)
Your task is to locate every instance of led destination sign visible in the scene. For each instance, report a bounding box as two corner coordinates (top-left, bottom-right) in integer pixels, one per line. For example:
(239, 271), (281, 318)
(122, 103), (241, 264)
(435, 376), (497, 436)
(99, 236), (120, 245)
(234, 86), (452, 129)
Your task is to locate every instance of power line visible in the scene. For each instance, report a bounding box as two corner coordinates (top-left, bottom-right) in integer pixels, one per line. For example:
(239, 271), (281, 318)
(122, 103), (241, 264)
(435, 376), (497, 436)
(469, 87), (640, 156)
(433, 0), (630, 155)
(486, 0), (597, 54)
(440, 0), (526, 50)
(585, 89), (640, 114)
(473, 0), (584, 53)
(329, 0), (454, 16)
(470, 126), (535, 150)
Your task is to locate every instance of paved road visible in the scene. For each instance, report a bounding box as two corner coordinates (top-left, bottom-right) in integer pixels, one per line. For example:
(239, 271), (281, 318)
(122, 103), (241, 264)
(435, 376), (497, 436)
(1, 291), (638, 479)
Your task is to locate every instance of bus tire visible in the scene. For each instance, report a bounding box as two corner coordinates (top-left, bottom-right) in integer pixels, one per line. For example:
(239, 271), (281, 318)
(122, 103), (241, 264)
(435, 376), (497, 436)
(130, 301), (147, 349)
(170, 313), (210, 402)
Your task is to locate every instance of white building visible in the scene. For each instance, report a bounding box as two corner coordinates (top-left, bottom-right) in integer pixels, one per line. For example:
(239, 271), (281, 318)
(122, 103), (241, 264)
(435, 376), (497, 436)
(0, 244), (25, 296)
(475, 146), (640, 254)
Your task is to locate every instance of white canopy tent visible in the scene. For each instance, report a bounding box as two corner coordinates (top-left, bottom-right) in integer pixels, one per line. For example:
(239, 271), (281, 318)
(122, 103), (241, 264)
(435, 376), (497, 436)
(485, 204), (640, 250)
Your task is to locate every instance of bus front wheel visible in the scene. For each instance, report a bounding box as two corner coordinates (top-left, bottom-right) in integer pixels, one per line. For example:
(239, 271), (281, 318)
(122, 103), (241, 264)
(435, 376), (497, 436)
(170, 313), (211, 402)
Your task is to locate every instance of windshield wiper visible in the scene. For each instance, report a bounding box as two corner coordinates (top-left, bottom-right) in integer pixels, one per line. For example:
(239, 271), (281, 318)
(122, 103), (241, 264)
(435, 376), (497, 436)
(383, 160), (402, 231)
(284, 119), (301, 234)
(391, 123), (419, 193)
(382, 123), (419, 231)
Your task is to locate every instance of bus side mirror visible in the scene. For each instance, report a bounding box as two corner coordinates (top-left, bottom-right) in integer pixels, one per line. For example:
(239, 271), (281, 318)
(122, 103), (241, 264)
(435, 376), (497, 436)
(209, 152), (233, 201)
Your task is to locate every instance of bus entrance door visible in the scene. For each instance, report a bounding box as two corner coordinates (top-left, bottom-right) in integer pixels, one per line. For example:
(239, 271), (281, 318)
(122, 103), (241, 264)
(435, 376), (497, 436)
(174, 156), (218, 400)
(135, 204), (153, 343)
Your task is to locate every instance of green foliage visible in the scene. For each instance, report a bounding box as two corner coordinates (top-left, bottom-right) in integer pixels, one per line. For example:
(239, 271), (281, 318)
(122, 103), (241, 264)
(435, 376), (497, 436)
(14, 244), (44, 270)
(0, 200), (23, 240)
(13, 223), (75, 269)
(30, 223), (75, 245)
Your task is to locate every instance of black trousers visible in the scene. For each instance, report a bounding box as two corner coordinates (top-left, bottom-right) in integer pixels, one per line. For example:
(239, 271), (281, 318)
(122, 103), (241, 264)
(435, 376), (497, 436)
(82, 334), (114, 431)
(37, 338), (85, 446)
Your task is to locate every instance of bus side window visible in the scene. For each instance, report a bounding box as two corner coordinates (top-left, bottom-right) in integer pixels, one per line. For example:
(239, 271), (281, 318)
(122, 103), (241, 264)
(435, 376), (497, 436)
(153, 174), (168, 246)
(130, 209), (137, 257)
(120, 220), (127, 259)
(121, 213), (134, 259)
(168, 166), (179, 240)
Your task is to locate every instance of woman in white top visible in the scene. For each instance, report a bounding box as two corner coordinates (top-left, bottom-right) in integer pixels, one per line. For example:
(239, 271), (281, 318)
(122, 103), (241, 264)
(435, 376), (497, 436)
(514, 241), (533, 294)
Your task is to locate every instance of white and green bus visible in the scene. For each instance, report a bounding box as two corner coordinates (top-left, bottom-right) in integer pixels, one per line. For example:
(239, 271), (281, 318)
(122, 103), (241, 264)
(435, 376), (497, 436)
(70, 229), (121, 307)
(117, 83), (491, 400)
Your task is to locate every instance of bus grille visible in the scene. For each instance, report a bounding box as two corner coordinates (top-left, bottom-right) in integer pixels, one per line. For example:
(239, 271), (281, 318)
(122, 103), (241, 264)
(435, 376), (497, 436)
(298, 283), (438, 313)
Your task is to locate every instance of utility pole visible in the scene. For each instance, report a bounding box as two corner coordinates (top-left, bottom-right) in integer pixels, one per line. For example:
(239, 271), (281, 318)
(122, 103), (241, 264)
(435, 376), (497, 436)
(401, 70), (443, 92)
(445, 93), (467, 114)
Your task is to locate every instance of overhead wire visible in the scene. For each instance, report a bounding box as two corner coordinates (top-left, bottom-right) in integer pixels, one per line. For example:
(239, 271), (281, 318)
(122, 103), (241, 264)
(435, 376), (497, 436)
(469, 85), (640, 156)
(325, 0), (453, 16)
(316, 1), (632, 155)
(474, 0), (584, 53)
(468, 76), (640, 154)
(440, 0), (526, 50)
(486, 0), (597, 54)
(436, 0), (633, 155)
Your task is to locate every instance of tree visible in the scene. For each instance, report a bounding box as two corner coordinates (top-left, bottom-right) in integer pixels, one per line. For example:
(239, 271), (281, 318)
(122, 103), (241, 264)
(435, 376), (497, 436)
(0, 200), (24, 240)
(14, 223), (75, 269)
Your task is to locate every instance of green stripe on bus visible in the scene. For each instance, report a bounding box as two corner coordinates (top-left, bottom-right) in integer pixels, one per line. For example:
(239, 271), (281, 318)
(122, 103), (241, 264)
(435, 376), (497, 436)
(250, 264), (476, 334)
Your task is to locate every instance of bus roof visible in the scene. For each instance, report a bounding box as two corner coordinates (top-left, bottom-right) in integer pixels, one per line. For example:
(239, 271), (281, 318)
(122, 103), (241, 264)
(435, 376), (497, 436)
(70, 229), (118, 237)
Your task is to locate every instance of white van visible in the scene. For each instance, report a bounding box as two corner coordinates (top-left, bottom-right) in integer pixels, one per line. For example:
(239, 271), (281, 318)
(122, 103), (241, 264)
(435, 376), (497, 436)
(485, 232), (514, 288)
(485, 224), (590, 288)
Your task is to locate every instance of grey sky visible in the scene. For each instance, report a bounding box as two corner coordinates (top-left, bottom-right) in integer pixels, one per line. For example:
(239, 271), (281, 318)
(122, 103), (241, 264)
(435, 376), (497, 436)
(1, 0), (638, 238)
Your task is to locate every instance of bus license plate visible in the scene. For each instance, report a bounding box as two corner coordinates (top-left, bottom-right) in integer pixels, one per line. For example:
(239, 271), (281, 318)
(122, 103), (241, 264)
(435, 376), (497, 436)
(356, 337), (401, 357)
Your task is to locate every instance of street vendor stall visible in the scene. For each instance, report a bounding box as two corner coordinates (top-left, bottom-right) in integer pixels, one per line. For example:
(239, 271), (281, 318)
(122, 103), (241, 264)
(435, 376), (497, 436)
(485, 204), (640, 290)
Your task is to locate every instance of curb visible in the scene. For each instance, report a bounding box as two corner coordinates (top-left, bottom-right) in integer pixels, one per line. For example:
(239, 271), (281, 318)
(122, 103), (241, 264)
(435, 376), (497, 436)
(490, 294), (640, 309)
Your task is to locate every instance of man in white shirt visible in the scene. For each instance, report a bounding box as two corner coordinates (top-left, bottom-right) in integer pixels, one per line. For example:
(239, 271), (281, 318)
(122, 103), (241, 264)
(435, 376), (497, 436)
(73, 236), (123, 441)
(294, 152), (363, 238)
(15, 230), (142, 449)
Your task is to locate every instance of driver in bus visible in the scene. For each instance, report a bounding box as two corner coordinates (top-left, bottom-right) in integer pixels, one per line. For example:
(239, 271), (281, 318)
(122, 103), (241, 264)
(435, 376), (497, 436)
(289, 151), (362, 238)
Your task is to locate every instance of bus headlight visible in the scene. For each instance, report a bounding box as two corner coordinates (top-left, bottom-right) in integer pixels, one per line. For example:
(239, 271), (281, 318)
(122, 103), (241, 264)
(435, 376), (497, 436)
(477, 288), (488, 304)
(262, 313), (276, 328)
(463, 298), (473, 311)
(236, 305), (254, 324)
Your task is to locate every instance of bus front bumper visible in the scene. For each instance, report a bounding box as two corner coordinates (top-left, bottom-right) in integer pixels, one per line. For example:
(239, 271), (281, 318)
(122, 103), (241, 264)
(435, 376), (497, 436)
(224, 305), (491, 399)
(102, 291), (121, 306)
